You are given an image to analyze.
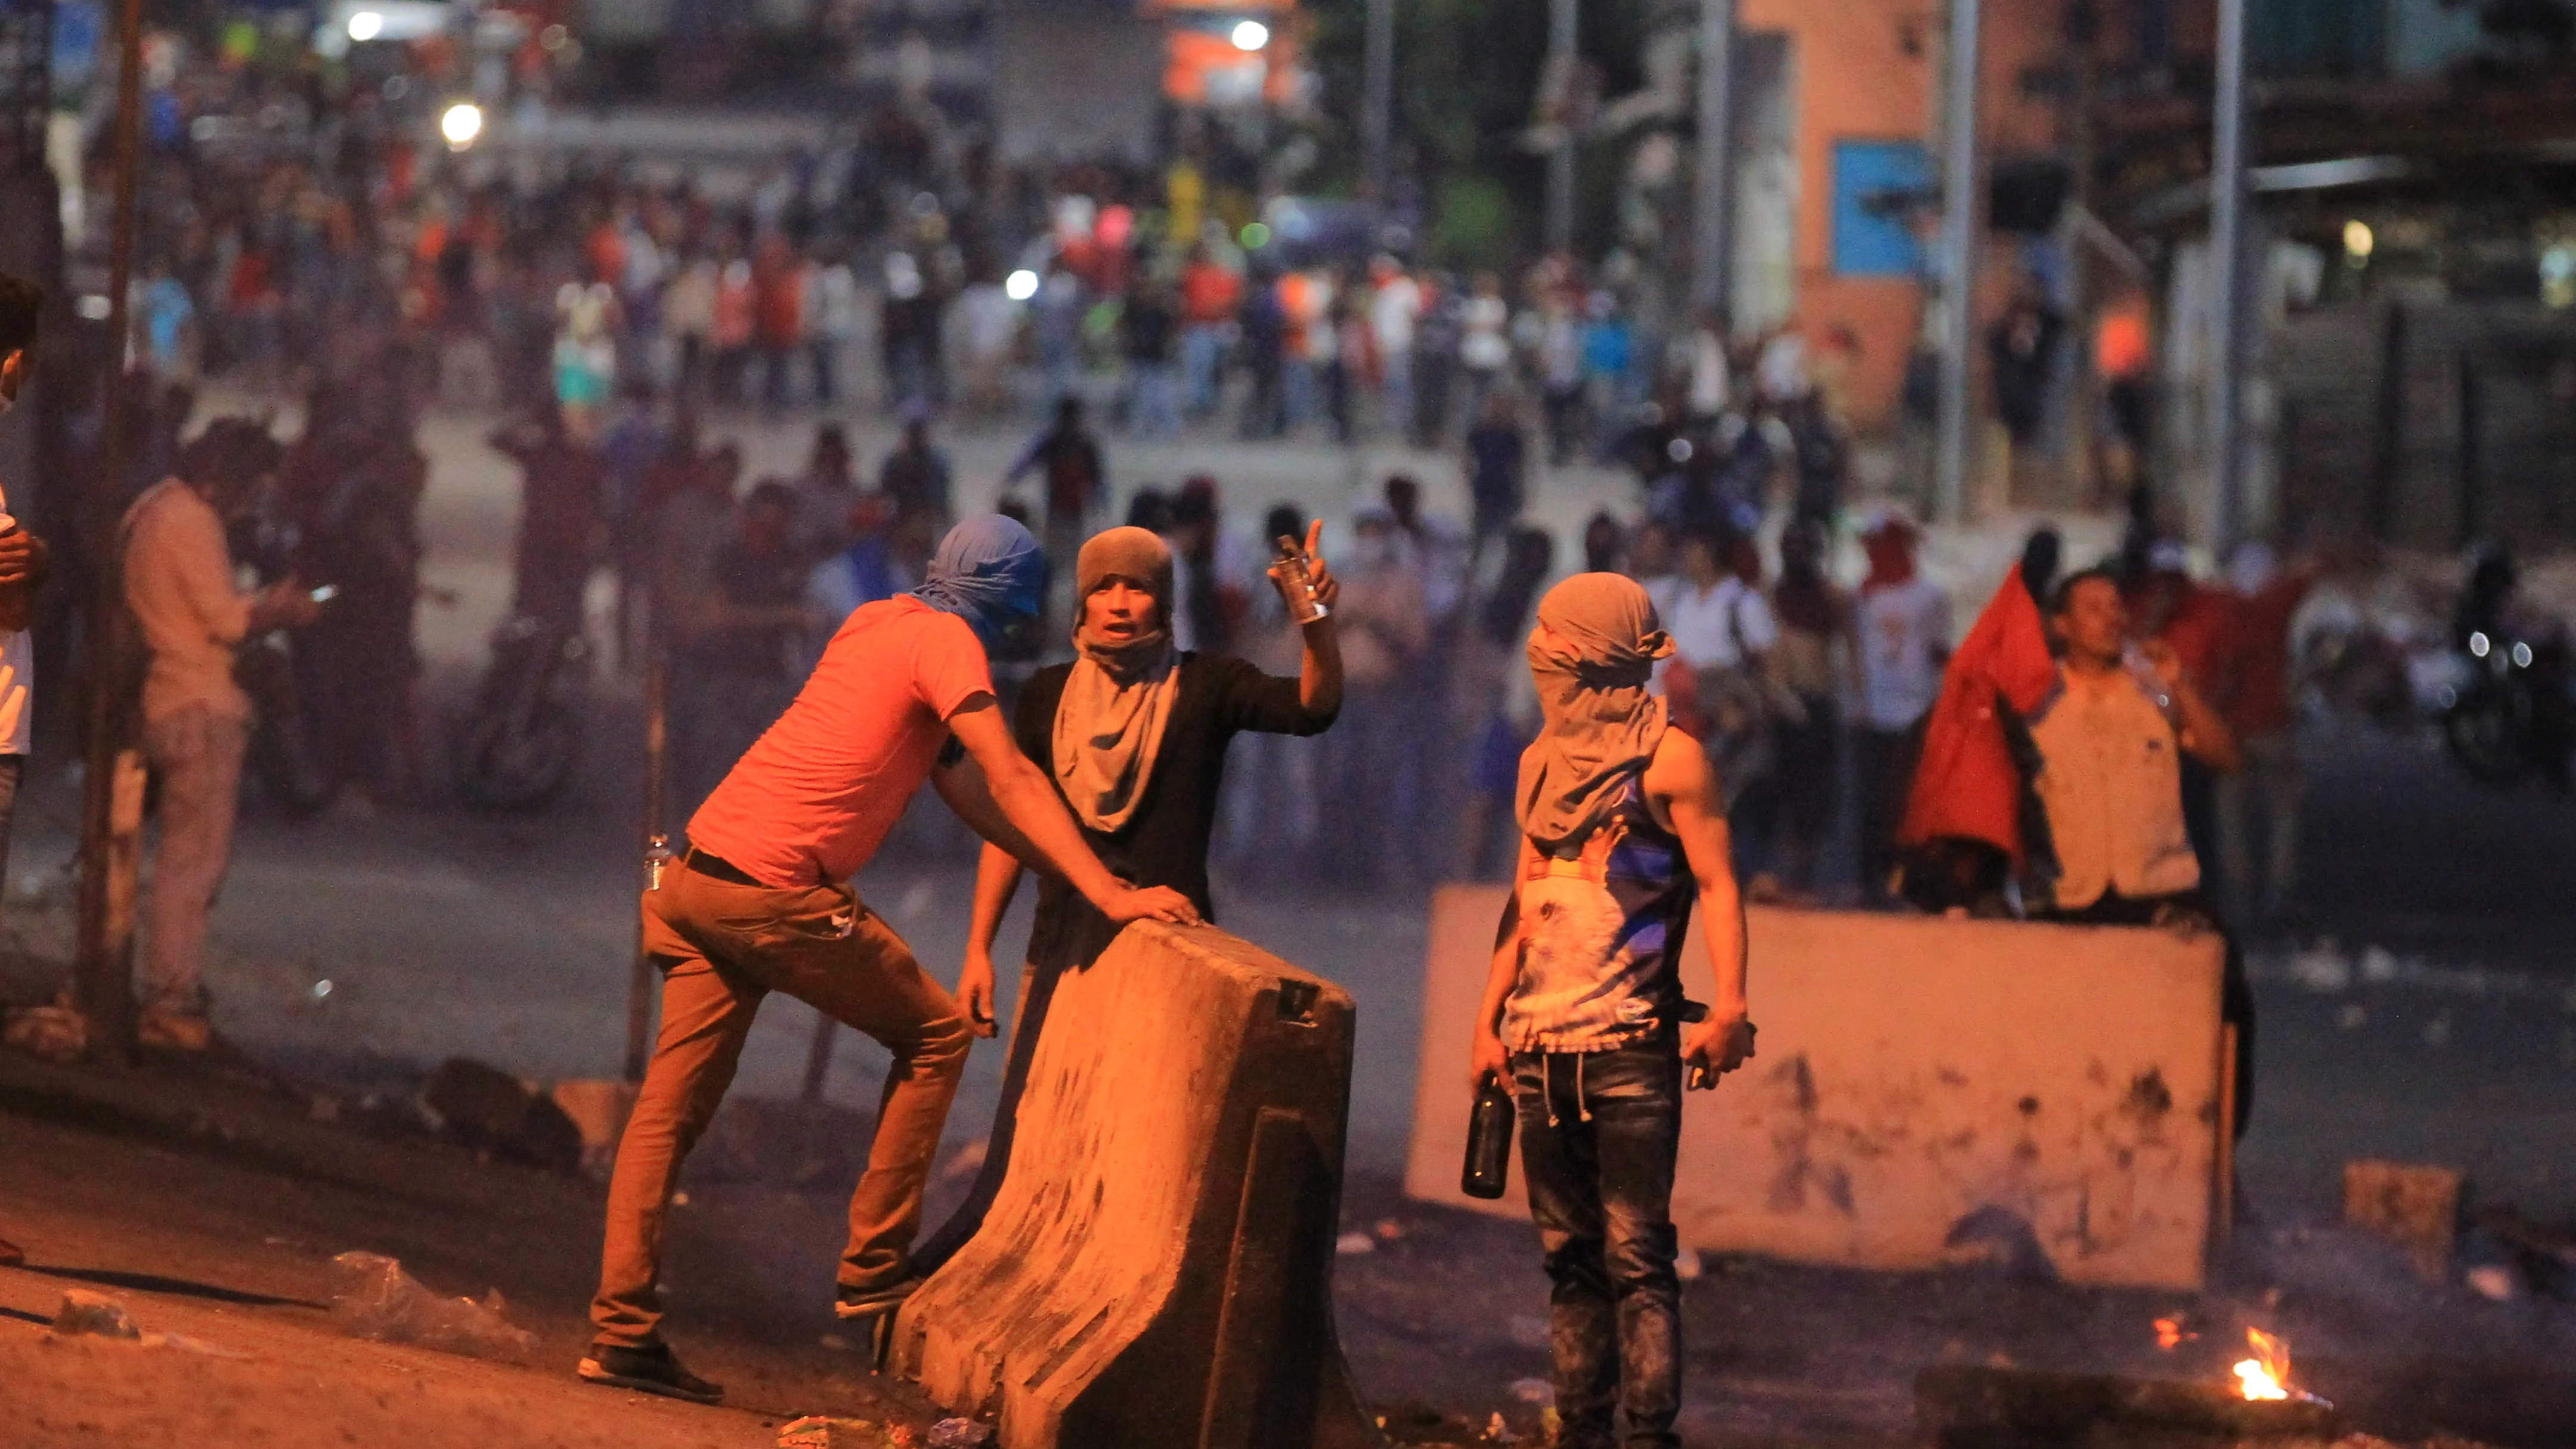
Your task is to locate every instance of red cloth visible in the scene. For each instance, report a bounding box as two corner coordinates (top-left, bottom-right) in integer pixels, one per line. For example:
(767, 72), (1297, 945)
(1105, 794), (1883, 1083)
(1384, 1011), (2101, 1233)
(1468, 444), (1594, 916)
(1897, 565), (2058, 863)
(1179, 261), (1242, 325)
(686, 598), (995, 888)
(2218, 574), (2312, 736)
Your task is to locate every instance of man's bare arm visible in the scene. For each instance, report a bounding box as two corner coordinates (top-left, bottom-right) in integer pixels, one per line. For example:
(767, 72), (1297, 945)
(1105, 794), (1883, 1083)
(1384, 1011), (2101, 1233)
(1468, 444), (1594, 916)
(1465, 838), (1535, 1096)
(1645, 730), (1754, 1088)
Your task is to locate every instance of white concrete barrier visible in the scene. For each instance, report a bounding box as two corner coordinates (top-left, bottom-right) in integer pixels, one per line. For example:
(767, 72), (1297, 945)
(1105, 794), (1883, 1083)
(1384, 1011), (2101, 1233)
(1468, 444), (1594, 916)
(1406, 888), (2227, 1290)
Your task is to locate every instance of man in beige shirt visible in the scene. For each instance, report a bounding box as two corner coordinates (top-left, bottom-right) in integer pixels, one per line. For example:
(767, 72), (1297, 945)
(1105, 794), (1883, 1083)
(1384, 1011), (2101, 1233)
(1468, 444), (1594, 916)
(123, 419), (317, 1049)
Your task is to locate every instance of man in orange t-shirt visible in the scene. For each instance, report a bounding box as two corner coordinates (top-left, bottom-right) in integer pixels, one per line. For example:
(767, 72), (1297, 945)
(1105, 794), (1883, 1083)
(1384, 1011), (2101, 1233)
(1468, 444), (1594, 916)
(584, 515), (1197, 1405)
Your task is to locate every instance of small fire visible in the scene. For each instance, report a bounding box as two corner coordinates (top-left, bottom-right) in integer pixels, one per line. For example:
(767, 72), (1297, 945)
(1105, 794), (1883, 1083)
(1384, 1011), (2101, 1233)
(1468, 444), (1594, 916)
(2233, 1327), (2291, 1401)
(2153, 1315), (2193, 1351)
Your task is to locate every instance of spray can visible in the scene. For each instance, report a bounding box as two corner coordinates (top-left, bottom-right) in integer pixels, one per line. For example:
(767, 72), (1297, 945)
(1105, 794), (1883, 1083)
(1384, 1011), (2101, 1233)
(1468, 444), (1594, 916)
(1270, 534), (1330, 625)
(1462, 1081), (1515, 1199)
(643, 833), (677, 893)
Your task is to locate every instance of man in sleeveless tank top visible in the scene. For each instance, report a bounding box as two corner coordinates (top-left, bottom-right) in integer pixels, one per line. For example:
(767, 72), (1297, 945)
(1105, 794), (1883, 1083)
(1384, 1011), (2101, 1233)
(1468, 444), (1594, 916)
(1467, 574), (1756, 1449)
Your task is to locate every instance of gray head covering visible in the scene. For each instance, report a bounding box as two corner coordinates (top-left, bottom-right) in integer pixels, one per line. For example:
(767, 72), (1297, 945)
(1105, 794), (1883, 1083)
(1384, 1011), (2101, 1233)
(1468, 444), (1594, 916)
(911, 514), (1046, 646)
(1516, 573), (1675, 851)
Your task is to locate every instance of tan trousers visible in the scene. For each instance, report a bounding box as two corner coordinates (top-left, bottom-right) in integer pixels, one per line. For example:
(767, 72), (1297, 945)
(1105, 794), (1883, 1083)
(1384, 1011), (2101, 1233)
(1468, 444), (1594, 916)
(141, 705), (250, 1014)
(590, 859), (971, 1348)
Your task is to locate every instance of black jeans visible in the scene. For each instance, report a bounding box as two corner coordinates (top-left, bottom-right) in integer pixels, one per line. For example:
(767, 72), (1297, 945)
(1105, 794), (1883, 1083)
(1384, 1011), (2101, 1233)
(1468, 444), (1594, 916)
(1512, 1036), (1683, 1449)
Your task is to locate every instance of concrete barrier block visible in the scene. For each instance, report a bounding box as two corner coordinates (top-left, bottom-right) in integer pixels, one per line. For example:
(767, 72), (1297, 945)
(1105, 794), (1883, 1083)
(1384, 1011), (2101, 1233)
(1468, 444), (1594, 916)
(893, 922), (1383, 1449)
(1406, 888), (2227, 1290)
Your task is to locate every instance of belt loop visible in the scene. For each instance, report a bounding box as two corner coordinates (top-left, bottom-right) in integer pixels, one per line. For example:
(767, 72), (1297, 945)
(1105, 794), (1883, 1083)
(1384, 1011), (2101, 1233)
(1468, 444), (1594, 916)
(1575, 1052), (1593, 1123)
(1542, 1053), (1559, 1128)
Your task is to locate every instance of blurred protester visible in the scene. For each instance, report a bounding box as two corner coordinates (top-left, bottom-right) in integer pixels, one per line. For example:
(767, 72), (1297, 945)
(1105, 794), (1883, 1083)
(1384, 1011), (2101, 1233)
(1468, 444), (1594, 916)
(2024, 568), (2250, 1131)
(1007, 396), (1107, 594)
(1219, 504), (1327, 874)
(710, 247), (757, 405)
(2212, 543), (2312, 922)
(754, 234), (807, 411)
(927, 522), (1340, 1264)
(1326, 283), (1367, 446)
(1683, 307), (1730, 428)
(668, 482), (816, 813)
(555, 270), (621, 435)
(1459, 273), (1513, 416)
(1628, 521), (1681, 622)
(804, 247), (862, 407)
(491, 402), (605, 633)
(954, 270), (1020, 418)
(1280, 268), (1333, 435)
(1465, 392), (1530, 556)
(1411, 274), (1464, 448)
(808, 494), (911, 641)
(1537, 291), (1586, 465)
(586, 516), (1198, 1405)
(1179, 246), (1241, 419)
(1582, 512), (1626, 575)
(1466, 574), (1754, 1449)
(790, 424), (863, 561)
(1237, 271), (1289, 439)
(1324, 509), (1430, 886)
(2128, 540), (2236, 880)
(1988, 286), (2062, 495)
(0, 275), (54, 928)
(1456, 528), (1556, 879)
(1784, 393), (1850, 528)
(877, 414), (955, 532)
(1757, 524), (1846, 896)
(125, 421), (321, 1051)
(1853, 517), (1949, 902)
(289, 379), (428, 812)
(1579, 293), (1634, 456)
(1121, 280), (1181, 439)
(1664, 532), (1782, 826)
(1167, 478), (1238, 656)
(1385, 474), (1469, 640)
(1369, 256), (1422, 437)
(1031, 265), (1086, 406)
(662, 251), (717, 399)
(1755, 324), (1810, 407)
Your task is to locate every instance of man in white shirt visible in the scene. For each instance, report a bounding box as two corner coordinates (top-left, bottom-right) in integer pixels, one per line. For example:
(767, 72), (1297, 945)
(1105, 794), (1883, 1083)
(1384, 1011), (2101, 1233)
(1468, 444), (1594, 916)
(1853, 516), (1949, 897)
(1662, 531), (1777, 676)
(0, 277), (52, 917)
(122, 420), (318, 1049)
(1368, 256), (1422, 439)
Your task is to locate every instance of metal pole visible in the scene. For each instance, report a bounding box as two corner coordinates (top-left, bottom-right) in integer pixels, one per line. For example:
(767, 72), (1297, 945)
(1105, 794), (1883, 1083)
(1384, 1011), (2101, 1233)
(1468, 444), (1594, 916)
(1546, 0), (1577, 255)
(1933, 0), (1983, 525)
(624, 650), (670, 1083)
(72, 0), (145, 1062)
(1361, 0), (1395, 205)
(2206, 0), (2250, 552)
(1691, 0), (1737, 317)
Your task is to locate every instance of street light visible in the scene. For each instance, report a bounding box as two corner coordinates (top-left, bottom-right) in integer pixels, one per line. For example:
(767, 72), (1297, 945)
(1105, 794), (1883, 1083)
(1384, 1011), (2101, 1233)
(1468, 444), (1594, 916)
(1005, 269), (1039, 302)
(440, 101), (483, 150)
(2343, 219), (2374, 261)
(346, 10), (383, 41)
(1231, 19), (1270, 52)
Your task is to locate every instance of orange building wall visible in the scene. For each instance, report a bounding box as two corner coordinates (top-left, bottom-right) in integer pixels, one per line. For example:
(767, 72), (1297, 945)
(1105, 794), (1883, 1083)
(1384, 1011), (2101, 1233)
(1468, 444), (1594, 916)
(1737, 0), (2063, 431)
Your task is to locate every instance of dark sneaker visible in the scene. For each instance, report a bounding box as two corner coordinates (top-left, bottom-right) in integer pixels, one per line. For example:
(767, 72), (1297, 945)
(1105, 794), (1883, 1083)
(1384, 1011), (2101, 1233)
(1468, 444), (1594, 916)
(833, 1277), (922, 1320)
(577, 1342), (723, 1404)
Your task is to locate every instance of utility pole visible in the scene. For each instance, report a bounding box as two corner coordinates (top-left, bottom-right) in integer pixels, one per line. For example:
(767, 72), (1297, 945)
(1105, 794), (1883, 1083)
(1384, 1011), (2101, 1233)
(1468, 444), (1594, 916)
(1934, 0), (1984, 525)
(1546, 0), (1578, 255)
(1361, 0), (1395, 204)
(2206, 0), (2250, 551)
(1691, 0), (1736, 317)
(72, 0), (146, 1063)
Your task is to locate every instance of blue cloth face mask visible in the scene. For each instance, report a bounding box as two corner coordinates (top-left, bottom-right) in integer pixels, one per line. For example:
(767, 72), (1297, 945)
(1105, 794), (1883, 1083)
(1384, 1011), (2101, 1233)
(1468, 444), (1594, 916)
(911, 513), (1047, 648)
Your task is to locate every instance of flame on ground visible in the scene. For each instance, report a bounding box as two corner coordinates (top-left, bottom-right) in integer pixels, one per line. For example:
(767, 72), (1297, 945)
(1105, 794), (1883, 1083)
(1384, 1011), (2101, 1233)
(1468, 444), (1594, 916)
(2153, 1315), (2191, 1351)
(2234, 1327), (2290, 1401)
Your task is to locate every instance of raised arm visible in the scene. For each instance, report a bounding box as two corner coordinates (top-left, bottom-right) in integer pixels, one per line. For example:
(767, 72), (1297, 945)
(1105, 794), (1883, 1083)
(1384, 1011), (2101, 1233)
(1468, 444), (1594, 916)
(1644, 729), (1754, 1089)
(2141, 638), (2243, 774)
(1290, 519), (1345, 717)
(944, 696), (1199, 927)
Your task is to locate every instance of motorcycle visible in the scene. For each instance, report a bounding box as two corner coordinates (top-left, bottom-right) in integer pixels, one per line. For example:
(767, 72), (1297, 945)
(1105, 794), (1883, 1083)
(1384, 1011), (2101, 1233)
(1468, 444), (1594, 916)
(2437, 627), (2573, 790)
(453, 612), (589, 812)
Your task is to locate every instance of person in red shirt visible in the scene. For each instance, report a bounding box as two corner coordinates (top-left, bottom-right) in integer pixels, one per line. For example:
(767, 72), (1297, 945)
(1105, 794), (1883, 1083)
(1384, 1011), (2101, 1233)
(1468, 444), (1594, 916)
(2210, 543), (2313, 921)
(583, 515), (1198, 1406)
(1178, 245), (1243, 418)
(752, 232), (806, 411)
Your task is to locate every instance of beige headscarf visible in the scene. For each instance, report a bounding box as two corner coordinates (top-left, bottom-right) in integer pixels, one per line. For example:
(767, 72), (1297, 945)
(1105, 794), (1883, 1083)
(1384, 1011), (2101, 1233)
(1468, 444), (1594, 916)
(1053, 527), (1182, 834)
(1516, 573), (1676, 851)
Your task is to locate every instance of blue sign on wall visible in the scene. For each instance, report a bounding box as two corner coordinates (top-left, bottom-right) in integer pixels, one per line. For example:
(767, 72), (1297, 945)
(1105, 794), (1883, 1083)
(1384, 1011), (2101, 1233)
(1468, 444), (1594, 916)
(1831, 140), (1933, 280)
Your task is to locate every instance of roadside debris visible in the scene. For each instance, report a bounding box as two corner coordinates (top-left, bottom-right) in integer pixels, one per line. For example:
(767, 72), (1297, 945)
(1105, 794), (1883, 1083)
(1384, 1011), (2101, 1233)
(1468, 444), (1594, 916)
(51, 1289), (142, 1340)
(419, 1058), (584, 1172)
(327, 1250), (537, 1363)
(1336, 1230), (1377, 1256)
(779, 1417), (912, 1448)
(4, 1002), (88, 1064)
(926, 1419), (993, 1448)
